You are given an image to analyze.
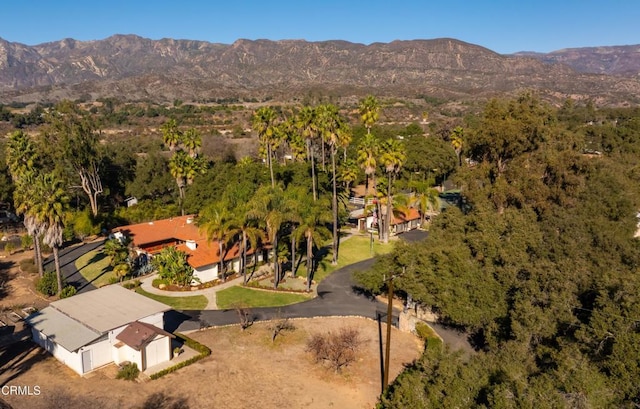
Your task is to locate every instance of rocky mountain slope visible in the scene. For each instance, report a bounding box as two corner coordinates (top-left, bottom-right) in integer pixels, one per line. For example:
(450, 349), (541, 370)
(1, 35), (639, 104)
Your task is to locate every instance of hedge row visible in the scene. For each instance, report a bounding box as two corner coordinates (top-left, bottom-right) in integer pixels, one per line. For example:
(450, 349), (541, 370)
(149, 333), (211, 380)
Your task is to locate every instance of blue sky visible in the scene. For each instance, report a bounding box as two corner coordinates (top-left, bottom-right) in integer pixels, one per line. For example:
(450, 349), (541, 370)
(3, 1), (639, 54)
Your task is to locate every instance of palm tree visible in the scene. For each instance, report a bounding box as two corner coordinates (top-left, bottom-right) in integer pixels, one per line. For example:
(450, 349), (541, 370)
(409, 180), (441, 226)
(6, 131), (38, 178)
(35, 173), (68, 295)
(252, 107), (279, 188)
(227, 203), (266, 285)
(169, 151), (189, 215)
(248, 185), (296, 288)
(339, 158), (359, 196)
(379, 138), (406, 243)
(199, 202), (235, 281)
(294, 196), (332, 291)
(359, 95), (380, 135)
(182, 128), (202, 158)
(357, 133), (379, 197)
(6, 132), (45, 275)
(318, 104), (351, 265)
(295, 106), (319, 201)
(169, 151), (204, 216)
(451, 126), (464, 166)
(161, 119), (182, 152)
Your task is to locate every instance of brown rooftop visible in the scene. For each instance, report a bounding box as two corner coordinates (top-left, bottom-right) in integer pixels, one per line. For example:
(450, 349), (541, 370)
(115, 321), (174, 351)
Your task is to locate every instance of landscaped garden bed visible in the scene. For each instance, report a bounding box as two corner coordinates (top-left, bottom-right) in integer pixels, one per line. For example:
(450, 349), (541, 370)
(245, 274), (315, 293)
(151, 272), (240, 291)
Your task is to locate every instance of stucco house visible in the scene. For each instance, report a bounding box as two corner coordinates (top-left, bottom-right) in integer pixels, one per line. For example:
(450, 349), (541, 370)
(352, 207), (422, 235)
(112, 215), (266, 283)
(25, 285), (173, 376)
(391, 207), (422, 234)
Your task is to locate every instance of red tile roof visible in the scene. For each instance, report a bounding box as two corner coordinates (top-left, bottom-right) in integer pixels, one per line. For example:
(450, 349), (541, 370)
(114, 215), (262, 269)
(114, 215), (201, 247)
(392, 208), (421, 225)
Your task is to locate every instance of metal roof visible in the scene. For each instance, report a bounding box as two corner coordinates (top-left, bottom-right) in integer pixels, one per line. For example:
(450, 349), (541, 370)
(25, 307), (102, 352)
(50, 285), (170, 333)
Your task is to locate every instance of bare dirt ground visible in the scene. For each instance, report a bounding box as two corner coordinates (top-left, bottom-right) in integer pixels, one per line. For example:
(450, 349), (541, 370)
(0, 250), (51, 312)
(0, 247), (423, 409)
(2, 317), (422, 409)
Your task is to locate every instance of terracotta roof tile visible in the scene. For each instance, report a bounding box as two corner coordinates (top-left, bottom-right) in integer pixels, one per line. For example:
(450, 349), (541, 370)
(392, 208), (421, 225)
(114, 215), (263, 269)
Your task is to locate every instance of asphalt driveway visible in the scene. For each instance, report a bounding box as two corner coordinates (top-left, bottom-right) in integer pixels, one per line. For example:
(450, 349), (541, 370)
(43, 239), (105, 293)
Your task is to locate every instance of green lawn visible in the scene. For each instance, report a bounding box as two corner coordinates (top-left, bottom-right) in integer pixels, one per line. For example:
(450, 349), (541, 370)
(75, 249), (116, 287)
(134, 287), (208, 310)
(217, 235), (392, 309)
(312, 234), (394, 282)
(216, 286), (311, 309)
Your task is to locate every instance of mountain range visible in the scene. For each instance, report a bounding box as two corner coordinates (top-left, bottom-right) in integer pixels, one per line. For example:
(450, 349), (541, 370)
(1, 35), (639, 104)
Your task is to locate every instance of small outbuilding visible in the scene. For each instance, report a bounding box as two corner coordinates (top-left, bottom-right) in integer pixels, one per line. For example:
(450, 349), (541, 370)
(25, 285), (172, 376)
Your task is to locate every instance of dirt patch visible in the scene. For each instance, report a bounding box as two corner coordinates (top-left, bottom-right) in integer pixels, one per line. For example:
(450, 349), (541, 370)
(1, 317), (423, 409)
(0, 251), (50, 312)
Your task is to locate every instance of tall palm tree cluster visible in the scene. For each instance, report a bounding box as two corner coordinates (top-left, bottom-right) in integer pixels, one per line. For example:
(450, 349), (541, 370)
(6, 131), (68, 295)
(354, 97), (411, 242)
(162, 119), (207, 216)
(251, 103), (352, 267)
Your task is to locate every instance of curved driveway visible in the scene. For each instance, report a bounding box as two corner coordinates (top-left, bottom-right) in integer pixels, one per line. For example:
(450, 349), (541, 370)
(169, 258), (383, 332)
(49, 235), (472, 352)
(168, 257), (473, 353)
(43, 239), (105, 293)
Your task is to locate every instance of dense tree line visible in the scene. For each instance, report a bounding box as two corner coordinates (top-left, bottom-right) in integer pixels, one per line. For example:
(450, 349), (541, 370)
(355, 94), (640, 407)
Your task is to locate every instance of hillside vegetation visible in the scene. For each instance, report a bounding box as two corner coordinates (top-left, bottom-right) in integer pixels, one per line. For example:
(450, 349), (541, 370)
(356, 95), (640, 407)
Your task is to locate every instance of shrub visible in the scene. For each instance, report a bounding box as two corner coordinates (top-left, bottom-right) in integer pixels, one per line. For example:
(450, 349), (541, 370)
(152, 278), (169, 288)
(36, 272), (59, 296)
(21, 234), (33, 250)
(306, 327), (363, 373)
(116, 362), (140, 381)
(3, 242), (16, 254)
(122, 280), (141, 290)
(60, 285), (77, 298)
(415, 321), (442, 350)
(149, 333), (211, 380)
(19, 258), (38, 275)
(152, 247), (195, 286)
(107, 276), (119, 285)
(71, 209), (101, 241)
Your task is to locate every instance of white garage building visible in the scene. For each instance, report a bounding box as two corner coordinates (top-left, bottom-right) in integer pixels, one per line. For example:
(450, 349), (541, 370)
(25, 285), (173, 376)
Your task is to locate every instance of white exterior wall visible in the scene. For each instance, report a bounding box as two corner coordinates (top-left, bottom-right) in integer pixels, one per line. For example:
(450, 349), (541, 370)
(139, 312), (165, 329)
(31, 329), (111, 376)
(144, 335), (171, 368)
(31, 328), (84, 375)
(228, 259), (241, 274)
(194, 264), (219, 283)
(114, 344), (143, 370)
(79, 338), (112, 371)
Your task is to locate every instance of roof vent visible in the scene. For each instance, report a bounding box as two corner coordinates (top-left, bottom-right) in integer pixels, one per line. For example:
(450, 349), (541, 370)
(186, 240), (197, 250)
(186, 217), (194, 224)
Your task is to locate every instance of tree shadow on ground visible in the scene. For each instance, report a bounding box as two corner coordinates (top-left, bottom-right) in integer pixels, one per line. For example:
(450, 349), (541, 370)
(0, 340), (48, 387)
(0, 261), (16, 301)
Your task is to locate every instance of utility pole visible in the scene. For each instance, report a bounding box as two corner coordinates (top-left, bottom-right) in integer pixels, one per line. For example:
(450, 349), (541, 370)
(383, 274), (394, 389)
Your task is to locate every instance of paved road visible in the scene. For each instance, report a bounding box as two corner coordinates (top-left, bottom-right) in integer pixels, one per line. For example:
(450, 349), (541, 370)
(43, 239), (105, 293)
(46, 234), (473, 352)
(167, 257), (474, 354)
(168, 258), (392, 332)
